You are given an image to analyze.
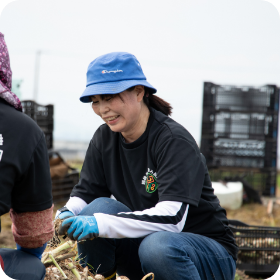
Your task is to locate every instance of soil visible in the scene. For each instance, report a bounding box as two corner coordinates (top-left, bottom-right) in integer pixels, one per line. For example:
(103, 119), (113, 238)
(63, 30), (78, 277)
(226, 200), (280, 227)
(0, 230), (16, 249)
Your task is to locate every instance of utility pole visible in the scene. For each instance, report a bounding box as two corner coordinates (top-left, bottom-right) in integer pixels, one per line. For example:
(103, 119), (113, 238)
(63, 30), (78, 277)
(33, 50), (41, 102)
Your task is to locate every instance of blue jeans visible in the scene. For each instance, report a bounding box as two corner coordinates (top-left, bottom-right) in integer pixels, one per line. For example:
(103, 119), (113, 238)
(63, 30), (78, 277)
(78, 197), (236, 280)
(0, 248), (45, 280)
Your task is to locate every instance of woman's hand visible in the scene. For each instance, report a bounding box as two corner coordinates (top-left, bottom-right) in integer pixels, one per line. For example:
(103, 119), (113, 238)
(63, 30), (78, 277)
(57, 210), (74, 220)
(55, 206), (75, 220)
(58, 216), (99, 241)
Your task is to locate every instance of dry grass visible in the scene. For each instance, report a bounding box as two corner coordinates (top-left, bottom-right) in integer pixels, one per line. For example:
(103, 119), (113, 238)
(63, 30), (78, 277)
(235, 269), (264, 280)
(227, 202), (280, 227)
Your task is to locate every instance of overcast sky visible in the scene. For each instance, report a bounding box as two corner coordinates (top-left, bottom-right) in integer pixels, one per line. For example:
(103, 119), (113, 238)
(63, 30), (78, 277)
(0, 0), (280, 146)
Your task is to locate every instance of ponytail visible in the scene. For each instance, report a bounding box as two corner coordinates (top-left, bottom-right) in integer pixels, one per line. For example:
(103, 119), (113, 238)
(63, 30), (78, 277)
(127, 86), (172, 116)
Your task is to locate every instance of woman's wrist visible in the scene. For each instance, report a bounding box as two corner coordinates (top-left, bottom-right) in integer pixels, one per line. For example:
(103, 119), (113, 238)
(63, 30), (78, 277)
(65, 196), (88, 215)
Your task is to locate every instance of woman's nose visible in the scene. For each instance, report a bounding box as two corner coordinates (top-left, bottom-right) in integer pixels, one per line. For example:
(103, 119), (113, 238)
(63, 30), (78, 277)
(99, 101), (109, 114)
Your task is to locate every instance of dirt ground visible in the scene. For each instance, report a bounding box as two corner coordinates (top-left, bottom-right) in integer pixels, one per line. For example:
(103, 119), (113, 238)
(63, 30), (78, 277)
(235, 269), (266, 280)
(226, 200), (280, 227)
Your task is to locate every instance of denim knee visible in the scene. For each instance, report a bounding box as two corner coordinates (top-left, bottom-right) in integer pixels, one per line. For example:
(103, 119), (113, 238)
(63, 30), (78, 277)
(79, 197), (132, 216)
(139, 232), (177, 266)
(139, 232), (236, 280)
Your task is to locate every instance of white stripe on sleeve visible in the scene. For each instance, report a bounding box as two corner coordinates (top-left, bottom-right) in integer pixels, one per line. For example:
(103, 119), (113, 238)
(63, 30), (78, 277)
(65, 196), (88, 216)
(94, 201), (189, 239)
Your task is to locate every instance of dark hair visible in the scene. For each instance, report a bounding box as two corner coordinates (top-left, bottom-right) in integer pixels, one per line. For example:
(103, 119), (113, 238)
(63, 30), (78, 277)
(91, 94), (114, 100)
(127, 86), (172, 116)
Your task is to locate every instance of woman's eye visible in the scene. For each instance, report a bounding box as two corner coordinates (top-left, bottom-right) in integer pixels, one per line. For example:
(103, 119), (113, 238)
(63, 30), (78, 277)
(92, 101), (99, 104)
(105, 97), (112, 102)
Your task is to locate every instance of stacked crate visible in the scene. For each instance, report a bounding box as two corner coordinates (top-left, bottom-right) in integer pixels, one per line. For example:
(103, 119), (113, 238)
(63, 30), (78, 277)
(22, 102), (80, 201)
(200, 82), (279, 196)
(21, 100), (54, 149)
(229, 220), (280, 275)
(49, 151), (80, 203)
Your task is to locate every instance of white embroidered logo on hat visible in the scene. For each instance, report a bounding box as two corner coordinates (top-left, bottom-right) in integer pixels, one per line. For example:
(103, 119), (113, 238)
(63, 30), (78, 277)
(102, 69), (123, 74)
(0, 150), (3, 162)
(0, 134), (3, 146)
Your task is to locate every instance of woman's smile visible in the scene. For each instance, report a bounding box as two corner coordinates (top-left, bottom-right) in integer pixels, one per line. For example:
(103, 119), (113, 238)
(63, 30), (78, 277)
(103, 115), (120, 125)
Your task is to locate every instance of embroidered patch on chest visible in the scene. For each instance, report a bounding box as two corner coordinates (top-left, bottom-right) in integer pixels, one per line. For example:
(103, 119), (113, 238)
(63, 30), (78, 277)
(142, 168), (158, 193)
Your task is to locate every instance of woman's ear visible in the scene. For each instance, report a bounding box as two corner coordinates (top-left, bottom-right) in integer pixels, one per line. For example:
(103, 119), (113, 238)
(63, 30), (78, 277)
(135, 85), (145, 102)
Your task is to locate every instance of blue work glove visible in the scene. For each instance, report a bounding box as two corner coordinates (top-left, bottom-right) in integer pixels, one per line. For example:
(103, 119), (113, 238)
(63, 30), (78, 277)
(58, 210), (74, 220)
(16, 242), (47, 260)
(58, 216), (99, 241)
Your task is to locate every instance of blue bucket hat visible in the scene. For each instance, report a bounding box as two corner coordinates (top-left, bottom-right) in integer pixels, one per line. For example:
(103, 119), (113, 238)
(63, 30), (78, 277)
(80, 52), (157, 103)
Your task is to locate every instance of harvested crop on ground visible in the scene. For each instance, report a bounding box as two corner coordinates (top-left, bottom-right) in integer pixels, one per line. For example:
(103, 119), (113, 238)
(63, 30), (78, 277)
(43, 219), (154, 280)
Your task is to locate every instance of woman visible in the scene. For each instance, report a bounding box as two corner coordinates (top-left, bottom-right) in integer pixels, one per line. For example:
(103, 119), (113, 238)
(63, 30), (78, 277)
(0, 32), (54, 280)
(58, 52), (238, 280)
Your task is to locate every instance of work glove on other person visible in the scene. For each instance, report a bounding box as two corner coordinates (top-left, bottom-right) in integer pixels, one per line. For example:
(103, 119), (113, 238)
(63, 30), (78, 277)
(16, 242), (47, 260)
(58, 211), (74, 220)
(58, 216), (99, 241)
(55, 208), (75, 237)
(55, 206), (75, 220)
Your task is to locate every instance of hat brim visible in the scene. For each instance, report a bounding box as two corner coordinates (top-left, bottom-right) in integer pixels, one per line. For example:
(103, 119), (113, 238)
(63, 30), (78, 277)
(80, 80), (157, 103)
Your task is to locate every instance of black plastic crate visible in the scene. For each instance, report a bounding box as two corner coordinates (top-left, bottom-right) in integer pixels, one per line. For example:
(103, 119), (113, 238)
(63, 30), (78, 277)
(22, 100), (54, 149)
(209, 168), (277, 196)
(201, 138), (277, 169)
(228, 220), (280, 275)
(203, 82), (279, 113)
(22, 100), (54, 134)
(22, 100), (53, 119)
(202, 111), (278, 140)
(52, 171), (79, 203)
(36, 119), (54, 133)
(45, 132), (53, 150)
(49, 150), (80, 203)
(200, 83), (279, 192)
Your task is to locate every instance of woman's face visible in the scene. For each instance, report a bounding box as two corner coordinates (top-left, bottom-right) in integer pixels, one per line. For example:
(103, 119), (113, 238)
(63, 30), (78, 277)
(91, 86), (145, 134)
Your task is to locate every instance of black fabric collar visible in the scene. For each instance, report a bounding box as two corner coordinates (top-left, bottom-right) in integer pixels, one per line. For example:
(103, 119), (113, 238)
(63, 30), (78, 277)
(0, 97), (13, 107)
(120, 108), (154, 149)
